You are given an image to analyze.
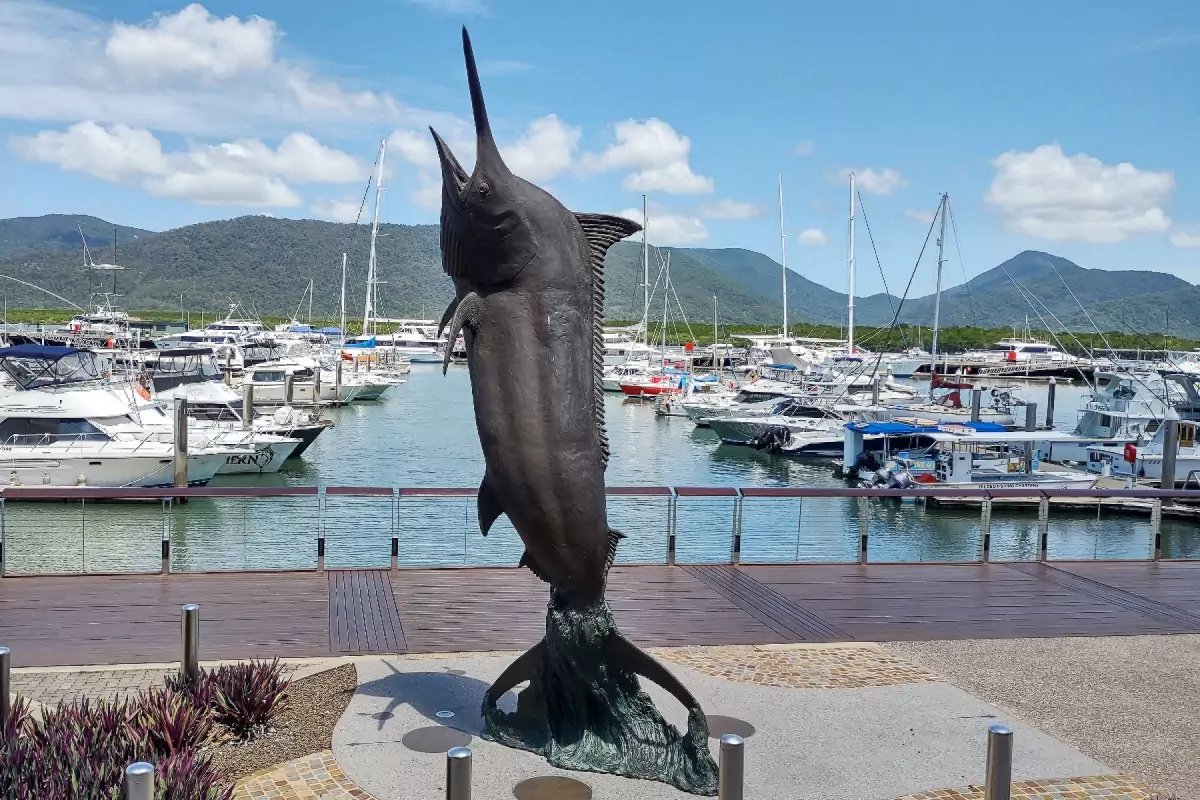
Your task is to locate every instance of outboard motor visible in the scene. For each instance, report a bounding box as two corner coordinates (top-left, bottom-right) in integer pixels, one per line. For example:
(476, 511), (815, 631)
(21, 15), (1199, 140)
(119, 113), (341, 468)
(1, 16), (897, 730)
(751, 425), (792, 453)
(886, 470), (914, 490)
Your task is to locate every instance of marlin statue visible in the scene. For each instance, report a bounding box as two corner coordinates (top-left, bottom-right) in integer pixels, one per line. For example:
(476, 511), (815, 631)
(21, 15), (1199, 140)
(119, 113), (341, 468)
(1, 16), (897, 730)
(432, 27), (718, 795)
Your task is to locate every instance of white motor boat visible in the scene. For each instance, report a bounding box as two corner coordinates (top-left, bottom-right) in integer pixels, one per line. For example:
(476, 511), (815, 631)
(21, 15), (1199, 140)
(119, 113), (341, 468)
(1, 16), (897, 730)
(1086, 372), (1200, 485)
(242, 358), (366, 405)
(1038, 371), (1172, 463)
(0, 344), (226, 487)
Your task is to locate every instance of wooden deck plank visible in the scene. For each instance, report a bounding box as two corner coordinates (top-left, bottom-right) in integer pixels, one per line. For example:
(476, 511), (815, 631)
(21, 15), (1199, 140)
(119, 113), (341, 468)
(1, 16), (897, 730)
(325, 570), (406, 654)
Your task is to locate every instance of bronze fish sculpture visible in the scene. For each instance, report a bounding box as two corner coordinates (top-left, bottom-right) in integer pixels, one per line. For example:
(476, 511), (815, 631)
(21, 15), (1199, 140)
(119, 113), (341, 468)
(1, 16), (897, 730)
(432, 28), (718, 795)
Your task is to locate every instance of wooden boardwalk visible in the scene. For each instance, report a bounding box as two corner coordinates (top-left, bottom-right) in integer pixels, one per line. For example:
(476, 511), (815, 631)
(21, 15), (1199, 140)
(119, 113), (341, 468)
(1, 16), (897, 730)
(3, 562), (1200, 667)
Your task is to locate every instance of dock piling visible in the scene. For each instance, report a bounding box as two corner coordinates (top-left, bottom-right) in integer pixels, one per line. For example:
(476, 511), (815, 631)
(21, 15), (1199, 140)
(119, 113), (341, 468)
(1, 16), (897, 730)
(1045, 378), (1056, 428)
(984, 725), (1013, 800)
(971, 389), (982, 422)
(1161, 419), (1180, 490)
(242, 382), (254, 429)
(172, 398), (189, 488)
(718, 734), (745, 800)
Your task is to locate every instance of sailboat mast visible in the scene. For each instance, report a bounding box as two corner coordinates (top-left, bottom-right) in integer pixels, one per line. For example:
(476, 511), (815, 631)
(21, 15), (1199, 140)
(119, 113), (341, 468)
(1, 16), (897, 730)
(363, 138), (386, 336)
(930, 193), (949, 374)
(847, 172), (856, 354)
(778, 174), (788, 336)
(339, 253), (347, 344)
(307, 278), (313, 323)
(641, 194), (649, 345)
(662, 252), (670, 366)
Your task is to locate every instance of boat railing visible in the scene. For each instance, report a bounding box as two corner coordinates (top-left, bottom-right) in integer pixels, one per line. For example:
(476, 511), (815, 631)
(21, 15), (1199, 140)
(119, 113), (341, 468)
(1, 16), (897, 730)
(1, 484), (1199, 577)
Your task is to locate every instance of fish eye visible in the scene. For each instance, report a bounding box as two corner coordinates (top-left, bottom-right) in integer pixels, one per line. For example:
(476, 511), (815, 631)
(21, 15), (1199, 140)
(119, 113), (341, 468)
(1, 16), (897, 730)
(479, 181), (490, 197)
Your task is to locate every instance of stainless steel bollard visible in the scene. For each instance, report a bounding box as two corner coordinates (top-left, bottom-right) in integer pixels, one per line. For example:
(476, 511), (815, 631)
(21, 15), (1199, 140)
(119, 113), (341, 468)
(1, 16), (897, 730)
(984, 724), (1013, 800)
(181, 604), (200, 683)
(446, 746), (472, 800)
(0, 646), (10, 733)
(718, 734), (744, 800)
(125, 761), (155, 800)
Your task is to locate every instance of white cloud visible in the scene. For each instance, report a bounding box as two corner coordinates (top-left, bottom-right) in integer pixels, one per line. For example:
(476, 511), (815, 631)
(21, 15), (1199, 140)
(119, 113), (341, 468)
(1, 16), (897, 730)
(105, 4), (276, 83)
(500, 115), (580, 182)
(797, 228), (828, 246)
(695, 199), (764, 220)
(11, 121), (361, 207)
(617, 206), (708, 245)
(405, 0), (488, 15)
(905, 208), (936, 225)
(411, 171), (444, 211)
(0, 2), (409, 138)
(1170, 231), (1200, 248)
(580, 118), (714, 195)
(311, 197), (365, 223)
(841, 167), (908, 195)
(984, 143), (1173, 243)
(794, 140), (815, 156)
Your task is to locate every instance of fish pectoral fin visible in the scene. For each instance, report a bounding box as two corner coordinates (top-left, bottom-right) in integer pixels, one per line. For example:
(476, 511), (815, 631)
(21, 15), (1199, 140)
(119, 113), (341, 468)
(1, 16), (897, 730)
(609, 632), (703, 715)
(477, 473), (504, 536)
(518, 550), (552, 584)
(436, 296), (459, 340)
(606, 527), (625, 573)
(441, 291), (483, 375)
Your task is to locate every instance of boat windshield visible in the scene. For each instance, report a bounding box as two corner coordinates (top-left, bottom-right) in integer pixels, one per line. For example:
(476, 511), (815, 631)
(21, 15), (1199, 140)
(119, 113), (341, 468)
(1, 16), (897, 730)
(0, 345), (106, 389)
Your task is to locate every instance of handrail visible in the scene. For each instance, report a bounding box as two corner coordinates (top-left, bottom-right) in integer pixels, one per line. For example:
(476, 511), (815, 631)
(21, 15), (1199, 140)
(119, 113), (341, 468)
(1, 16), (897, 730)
(1, 484), (1197, 501)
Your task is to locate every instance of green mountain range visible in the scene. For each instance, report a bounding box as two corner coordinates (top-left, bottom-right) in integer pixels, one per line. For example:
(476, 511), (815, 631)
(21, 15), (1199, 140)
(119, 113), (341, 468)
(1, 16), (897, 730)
(1, 213), (1196, 338)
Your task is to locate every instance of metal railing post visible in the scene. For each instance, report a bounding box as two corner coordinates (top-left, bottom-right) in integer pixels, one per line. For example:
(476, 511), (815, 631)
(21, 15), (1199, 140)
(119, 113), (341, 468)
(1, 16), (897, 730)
(391, 536), (399, 570)
(1151, 499), (1162, 560)
(1, 645), (10, 734)
(181, 604), (199, 683)
(718, 733), (744, 800)
(160, 498), (171, 575)
(731, 489), (743, 566)
(667, 488), (677, 566)
(1037, 495), (1050, 561)
(984, 724), (1013, 800)
(446, 746), (472, 800)
(125, 761), (154, 800)
(858, 497), (869, 564)
(980, 498), (992, 563)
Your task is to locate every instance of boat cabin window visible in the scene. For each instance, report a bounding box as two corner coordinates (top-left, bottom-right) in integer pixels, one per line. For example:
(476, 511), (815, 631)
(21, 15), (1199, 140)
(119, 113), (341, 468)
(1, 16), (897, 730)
(1099, 414), (1112, 428)
(0, 349), (106, 389)
(735, 391), (779, 404)
(1183, 423), (1197, 448)
(252, 370), (287, 382)
(0, 417), (110, 443)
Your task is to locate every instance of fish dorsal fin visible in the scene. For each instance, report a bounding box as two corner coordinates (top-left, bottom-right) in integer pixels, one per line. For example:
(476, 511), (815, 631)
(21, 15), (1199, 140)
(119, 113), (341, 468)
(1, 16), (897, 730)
(575, 213), (642, 469)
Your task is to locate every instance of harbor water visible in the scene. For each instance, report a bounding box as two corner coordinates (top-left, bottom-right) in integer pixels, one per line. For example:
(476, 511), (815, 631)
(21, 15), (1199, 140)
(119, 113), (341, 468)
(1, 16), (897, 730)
(4, 366), (1197, 574)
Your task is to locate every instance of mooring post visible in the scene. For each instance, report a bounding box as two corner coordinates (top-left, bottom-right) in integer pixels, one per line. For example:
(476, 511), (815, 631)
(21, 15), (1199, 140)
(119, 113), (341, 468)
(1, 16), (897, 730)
(984, 724), (1013, 800)
(312, 366), (322, 407)
(980, 497), (992, 562)
(0, 645), (10, 734)
(172, 397), (189, 488)
(180, 604), (199, 683)
(970, 388), (982, 422)
(125, 762), (154, 800)
(1024, 402), (1038, 474)
(718, 733), (745, 800)
(242, 381), (254, 429)
(284, 373), (295, 405)
(446, 746), (472, 800)
(334, 358), (343, 402)
(1161, 417), (1180, 490)
(1045, 378), (1056, 429)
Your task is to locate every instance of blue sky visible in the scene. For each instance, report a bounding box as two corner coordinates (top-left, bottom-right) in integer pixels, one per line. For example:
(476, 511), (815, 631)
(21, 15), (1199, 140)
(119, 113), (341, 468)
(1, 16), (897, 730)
(1, 0), (1198, 297)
